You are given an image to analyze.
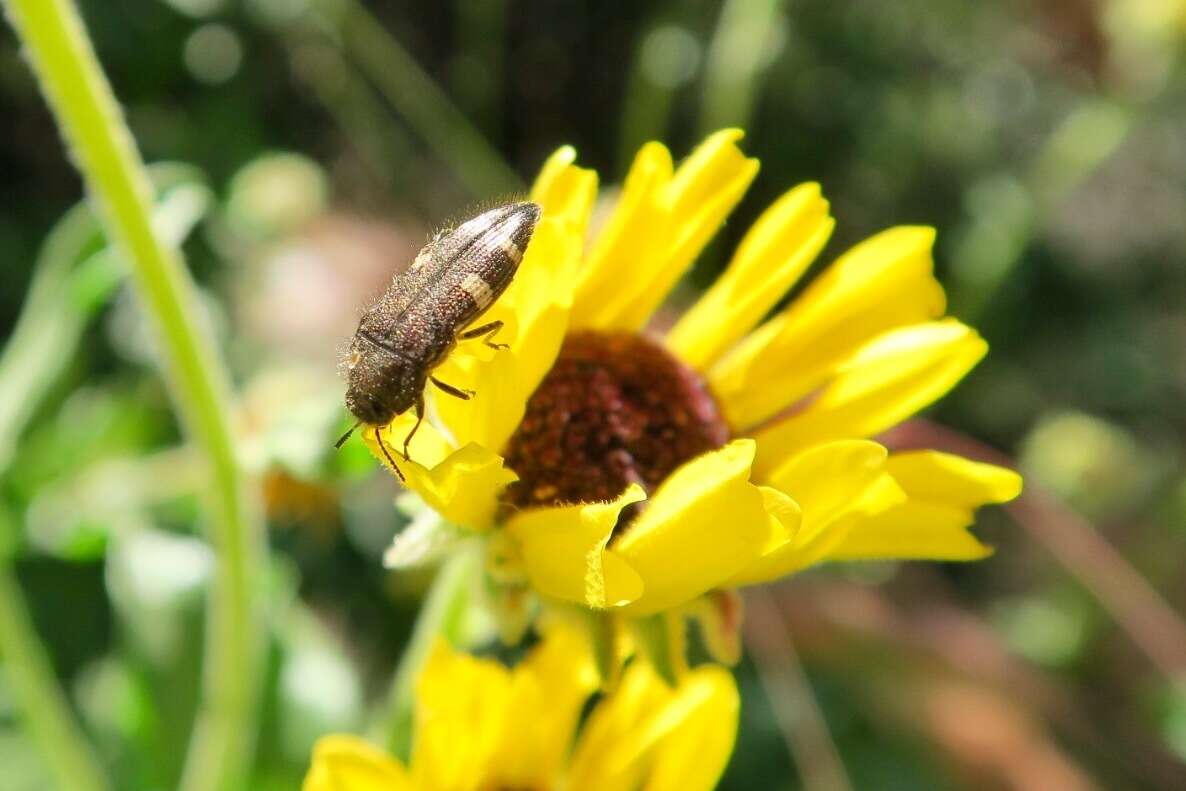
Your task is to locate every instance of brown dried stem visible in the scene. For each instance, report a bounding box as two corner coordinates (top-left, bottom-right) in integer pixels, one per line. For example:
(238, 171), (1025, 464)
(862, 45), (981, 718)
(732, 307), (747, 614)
(745, 586), (853, 791)
(887, 419), (1186, 681)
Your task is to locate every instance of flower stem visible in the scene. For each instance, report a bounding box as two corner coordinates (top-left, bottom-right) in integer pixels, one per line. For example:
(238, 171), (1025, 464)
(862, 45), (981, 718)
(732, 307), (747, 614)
(746, 586), (853, 791)
(0, 564), (112, 791)
(375, 551), (478, 759)
(950, 99), (1132, 320)
(1, 3), (266, 791)
(699, 0), (784, 136)
(0, 166), (209, 478)
(0, 203), (99, 475)
(312, 0), (523, 197)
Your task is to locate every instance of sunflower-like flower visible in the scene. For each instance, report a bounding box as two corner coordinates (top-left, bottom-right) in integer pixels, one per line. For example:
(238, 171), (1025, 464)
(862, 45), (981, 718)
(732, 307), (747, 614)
(366, 130), (1021, 649)
(303, 628), (738, 791)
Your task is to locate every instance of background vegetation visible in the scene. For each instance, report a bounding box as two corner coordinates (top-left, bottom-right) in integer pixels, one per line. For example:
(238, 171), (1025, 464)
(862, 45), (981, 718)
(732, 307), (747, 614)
(2, 0), (1186, 788)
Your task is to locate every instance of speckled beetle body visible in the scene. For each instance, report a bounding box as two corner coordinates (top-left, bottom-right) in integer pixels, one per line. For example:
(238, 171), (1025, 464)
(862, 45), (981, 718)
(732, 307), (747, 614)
(340, 201), (541, 476)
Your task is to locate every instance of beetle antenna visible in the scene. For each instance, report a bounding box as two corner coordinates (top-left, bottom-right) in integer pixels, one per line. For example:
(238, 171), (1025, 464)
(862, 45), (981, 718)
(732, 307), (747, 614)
(334, 421), (361, 449)
(373, 426), (405, 481)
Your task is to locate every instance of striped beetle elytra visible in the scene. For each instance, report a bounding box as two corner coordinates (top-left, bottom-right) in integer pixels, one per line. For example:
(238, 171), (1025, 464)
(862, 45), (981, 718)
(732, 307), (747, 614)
(338, 202), (542, 477)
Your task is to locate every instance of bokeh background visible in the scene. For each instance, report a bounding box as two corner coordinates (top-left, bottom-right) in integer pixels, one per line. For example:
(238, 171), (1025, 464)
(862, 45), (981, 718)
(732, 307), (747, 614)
(3, 0), (1186, 788)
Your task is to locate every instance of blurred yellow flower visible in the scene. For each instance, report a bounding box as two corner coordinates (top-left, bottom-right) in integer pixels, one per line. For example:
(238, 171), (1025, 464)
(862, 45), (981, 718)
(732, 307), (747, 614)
(366, 130), (1021, 625)
(303, 628), (738, 791)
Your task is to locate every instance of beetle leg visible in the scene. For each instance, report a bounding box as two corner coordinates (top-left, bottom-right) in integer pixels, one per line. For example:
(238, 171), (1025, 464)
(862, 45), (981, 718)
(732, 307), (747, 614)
(334, 421), (360, 449)
(402, 394), (425, 460)
(430, 376), (475, 400)
(458, 320), (507, 350)
(374, 427), (405, 481)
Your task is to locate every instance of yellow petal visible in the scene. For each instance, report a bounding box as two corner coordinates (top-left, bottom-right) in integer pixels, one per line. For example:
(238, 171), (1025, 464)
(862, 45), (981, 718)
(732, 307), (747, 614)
(497, 218), (584, 395)
(412, 641), (513, 791)
(613, 439), (796, 616)
(366, 409), (453, 469)
(530, 145), (599, 236)
(788, 473), (906, 572)
(666, 129), (751, 217)
(751, 320), (987, 476)
(643, 666), (740, 791)
(571, 141), (674, 329)
(826, 500), (994, 561)
(765, 440), (891, 542)
(573, 131), (759, 331)
(756, 486), (803, 553)
(304, 735), (413, 791)
(615, 130), (760, 331)
(365, 413), (515, 529)
(494, 625), (599, 789)
(506, 486), (647, 608)
(434, 216), (582, 451)
(729, 440), (905, 585)
(431, 349), (525, 454)
(571, 663), (739, 791)
(826, 451), (1021, 562)
(710, 226), (947, 430)
(568, 661), (672, 791)
(885, 450), (1023, 505)
(666, 182), (834, 370)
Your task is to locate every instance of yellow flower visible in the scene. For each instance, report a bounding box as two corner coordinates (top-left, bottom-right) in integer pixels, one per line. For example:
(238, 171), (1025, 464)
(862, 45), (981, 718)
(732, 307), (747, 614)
(303, 629), (739, 791)
(366, 129), (1021, 623)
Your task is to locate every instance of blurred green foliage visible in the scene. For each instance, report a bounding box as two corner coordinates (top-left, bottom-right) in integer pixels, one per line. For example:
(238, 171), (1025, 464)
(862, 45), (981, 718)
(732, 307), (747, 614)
(3, 0), (1186, 788)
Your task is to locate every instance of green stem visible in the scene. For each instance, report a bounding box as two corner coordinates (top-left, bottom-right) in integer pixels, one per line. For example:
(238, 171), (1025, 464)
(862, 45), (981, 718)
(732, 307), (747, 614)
(0, 204), (98, 475)
(618, 32), (678, 171)
(286, 41), (413, 198)
(375, 551), (477, 759)
(698, 0), (785, 136)
(0, 565), (112, 791)
(451, 0), (507, 132)
(617, 5), (704, 171)
(314, 0), (523, 198)
(950, 99), (1133, 320)
(0, 168), (209, 478)
(1, 3), (266, 791)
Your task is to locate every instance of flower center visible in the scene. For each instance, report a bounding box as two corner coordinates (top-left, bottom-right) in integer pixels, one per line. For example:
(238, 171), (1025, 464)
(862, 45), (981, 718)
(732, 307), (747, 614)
(501, 331), (730, 512)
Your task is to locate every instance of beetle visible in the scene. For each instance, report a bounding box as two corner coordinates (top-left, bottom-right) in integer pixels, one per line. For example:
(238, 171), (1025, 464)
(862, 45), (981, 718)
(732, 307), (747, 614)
(337, 201), (542, 479)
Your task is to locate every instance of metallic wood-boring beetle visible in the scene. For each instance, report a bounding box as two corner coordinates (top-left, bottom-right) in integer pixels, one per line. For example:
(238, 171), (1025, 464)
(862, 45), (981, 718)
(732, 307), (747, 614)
(337, 202), (542, 479)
